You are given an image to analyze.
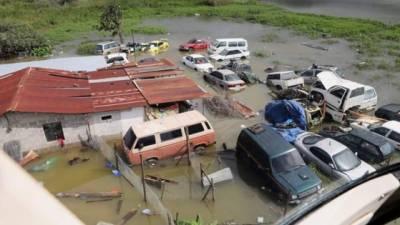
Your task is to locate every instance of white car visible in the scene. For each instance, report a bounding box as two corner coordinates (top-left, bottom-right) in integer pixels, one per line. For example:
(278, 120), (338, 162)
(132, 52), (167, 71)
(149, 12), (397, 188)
(105, 53), (129, 66)
(310, 71), (377, 122)
(352, 120), (400, 149)
(295, 132), (375, 183)
(266, 71), (304, 90)
(209, 49), (250, 62)
(181, 54), (214, 73)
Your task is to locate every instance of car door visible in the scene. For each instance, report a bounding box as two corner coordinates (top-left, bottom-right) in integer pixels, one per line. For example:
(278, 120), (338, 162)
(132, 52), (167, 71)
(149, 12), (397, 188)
(325, 86), (348, 111)
(310, 147), (335, 177)
(184, 56), (194, 68)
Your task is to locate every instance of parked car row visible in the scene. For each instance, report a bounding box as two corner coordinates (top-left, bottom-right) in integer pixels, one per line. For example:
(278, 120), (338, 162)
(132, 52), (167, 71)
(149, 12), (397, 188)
(96, 39), (170, 56)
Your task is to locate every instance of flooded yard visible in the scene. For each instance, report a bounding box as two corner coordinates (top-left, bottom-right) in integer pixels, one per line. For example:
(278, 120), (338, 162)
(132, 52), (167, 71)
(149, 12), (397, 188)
(16, 16), (400, 225)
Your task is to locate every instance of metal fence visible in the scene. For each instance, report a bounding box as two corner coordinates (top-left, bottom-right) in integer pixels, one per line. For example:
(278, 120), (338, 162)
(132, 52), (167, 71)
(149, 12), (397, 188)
(95, 136), (173, 225)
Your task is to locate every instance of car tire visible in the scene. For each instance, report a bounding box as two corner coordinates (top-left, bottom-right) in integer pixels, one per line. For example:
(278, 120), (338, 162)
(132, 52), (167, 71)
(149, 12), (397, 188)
(189, 48), (194, 53)
(182, 62), (186, 65)
(194, 68), (198, 71)
(312, 92), (324, 106)
(240, 56), (246, 60)
(145, 158), (158, 167)
(218, 59), (223, 62)
(203, 75), (209, 82)
(276, 85), (282, 90)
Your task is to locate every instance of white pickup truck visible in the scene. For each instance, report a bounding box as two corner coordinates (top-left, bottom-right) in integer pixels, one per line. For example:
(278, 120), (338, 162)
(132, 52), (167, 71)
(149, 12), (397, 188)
(266, 71), (304, 90)
(310, 71), (378, 122)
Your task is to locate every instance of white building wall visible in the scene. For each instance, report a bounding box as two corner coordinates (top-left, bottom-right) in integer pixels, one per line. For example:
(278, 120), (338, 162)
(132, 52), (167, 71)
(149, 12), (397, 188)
(0, 107), (144, 153)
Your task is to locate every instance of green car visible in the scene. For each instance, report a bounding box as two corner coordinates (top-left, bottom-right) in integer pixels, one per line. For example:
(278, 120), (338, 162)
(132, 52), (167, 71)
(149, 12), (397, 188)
(236, 123), (322, 203)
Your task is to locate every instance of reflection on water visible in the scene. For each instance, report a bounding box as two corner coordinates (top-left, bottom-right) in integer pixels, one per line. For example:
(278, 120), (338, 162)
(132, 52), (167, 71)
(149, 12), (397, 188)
(263, 0), (400, 24)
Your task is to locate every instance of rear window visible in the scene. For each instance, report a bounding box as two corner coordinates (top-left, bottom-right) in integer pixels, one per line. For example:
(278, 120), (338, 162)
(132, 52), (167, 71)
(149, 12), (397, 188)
(96, 45), (103, 51)
(160, 129), (183, 142)
(188, 123), (204, 135)
(123, 128), (136, 150)
(388, 131), (400, 143)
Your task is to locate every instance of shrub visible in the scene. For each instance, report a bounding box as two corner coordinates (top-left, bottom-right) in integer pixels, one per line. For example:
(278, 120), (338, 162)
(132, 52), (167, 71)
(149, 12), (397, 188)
(0, 21), (50, 58)
(77, 42), (96, 55)
(201, 0), (232, 6)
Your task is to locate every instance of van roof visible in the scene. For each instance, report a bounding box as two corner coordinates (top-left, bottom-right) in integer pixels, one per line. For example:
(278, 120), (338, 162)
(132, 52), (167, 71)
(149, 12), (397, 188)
(97, 41), (117, 45)
(242, 123), (295, 158)
(215, 38), (246, 42)
(132, 110), (208, 137)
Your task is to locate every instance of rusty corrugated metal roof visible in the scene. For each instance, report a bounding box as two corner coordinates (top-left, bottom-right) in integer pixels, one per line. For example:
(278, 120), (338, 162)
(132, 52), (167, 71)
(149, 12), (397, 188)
(135, 76), (210, 105)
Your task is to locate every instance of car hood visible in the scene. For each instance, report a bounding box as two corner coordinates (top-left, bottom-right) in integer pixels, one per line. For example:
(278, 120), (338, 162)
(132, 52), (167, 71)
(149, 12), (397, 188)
(343, 160), (376, 181)
(316, 71), (341, 90)
(275, 166), (321, 195)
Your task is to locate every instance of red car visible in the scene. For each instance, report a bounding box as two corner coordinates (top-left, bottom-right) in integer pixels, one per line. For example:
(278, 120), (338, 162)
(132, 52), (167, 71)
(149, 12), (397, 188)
(179, 38), (209, 51)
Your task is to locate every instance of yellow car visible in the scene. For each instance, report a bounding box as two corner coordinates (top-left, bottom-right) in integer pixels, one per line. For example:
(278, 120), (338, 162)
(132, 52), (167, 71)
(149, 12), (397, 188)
(141, 39), (169, 55)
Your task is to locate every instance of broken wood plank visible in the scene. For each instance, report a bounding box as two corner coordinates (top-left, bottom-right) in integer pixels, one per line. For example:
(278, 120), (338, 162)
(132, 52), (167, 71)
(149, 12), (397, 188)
(56, 190), (122, 199)
(116, 199), (123, 215)
(145, 175), (178, 184)
(117, 208), (137, 225)
(301, 42), (329, 51)
(201, 167), (233, 186)
(86, 198), (113, 203)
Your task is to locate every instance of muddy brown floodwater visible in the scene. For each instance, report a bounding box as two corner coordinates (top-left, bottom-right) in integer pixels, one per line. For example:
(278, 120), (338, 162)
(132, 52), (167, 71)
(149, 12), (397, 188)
(25, 17), (400, 225)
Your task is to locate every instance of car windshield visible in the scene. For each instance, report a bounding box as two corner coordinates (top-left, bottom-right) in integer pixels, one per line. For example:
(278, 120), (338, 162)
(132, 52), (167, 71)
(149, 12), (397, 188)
(333, 149), (361, 171)
(220, 49), (229, 56)
(194, 57), (209, 64)
(188, 39), (196, 43)
(225, 74), (240, 81)
(272, 150), (305, 173)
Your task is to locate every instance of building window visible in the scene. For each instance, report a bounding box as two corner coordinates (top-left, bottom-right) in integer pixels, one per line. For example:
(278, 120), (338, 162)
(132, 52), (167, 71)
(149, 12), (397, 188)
(43, 122), (64, 142)
(101, 115), (112, 121)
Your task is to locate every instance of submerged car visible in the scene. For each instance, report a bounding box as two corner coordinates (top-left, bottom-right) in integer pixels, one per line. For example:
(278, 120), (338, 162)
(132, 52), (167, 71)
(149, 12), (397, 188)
(218, 60), (258, 84)
(295, 132), (376, 183)
(209, 49), (250, 62)
(179, 38), (209, 51)
(105, 53), (129, 66)
(141, 39), (169, 54)
(352, 120), (400, 149)
(296, 64), (344, 84)
(120, 42), (143, 54)
(181, 54), (214, 73)
(319, 127), (395, 164)
(236, 123), (322, 203)
(375, 103), (400, 121)
(266, 71), (304, 90)
(203, 69), (246, 91)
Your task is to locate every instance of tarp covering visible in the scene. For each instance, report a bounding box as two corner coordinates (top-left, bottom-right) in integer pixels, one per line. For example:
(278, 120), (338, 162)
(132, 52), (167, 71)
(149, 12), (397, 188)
(270, 126), (305, 143)
(264, 100), (307, 130)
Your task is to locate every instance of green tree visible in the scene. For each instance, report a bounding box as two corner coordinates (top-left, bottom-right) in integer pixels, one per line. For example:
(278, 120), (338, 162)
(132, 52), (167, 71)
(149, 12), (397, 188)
(97, 2), (124, 44)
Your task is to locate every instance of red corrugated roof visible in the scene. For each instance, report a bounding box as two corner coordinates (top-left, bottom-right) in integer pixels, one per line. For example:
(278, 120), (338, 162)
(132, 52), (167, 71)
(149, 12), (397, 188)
(135, 76), (210, 105)
(0, 59), (209, 116)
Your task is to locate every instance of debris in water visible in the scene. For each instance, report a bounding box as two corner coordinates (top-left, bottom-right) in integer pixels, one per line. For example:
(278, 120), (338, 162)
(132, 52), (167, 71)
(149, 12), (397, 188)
(56, 190), (122, 199)
(86, 198), (113, 203)
(117, 208), (137, 225)
(204, 95), (256, 119)
(116, 199), (123, 214)
(202, 167), (233, 186)
(28, 157), (59, 172)
(112, 169), (122, 177)
(301, 42), (329, 51)
(19, 150), (39, 166)
(97, 221), (114, 225)
(257, 217), (264, 224)
(68, 157), (89, 166)
(141, 208), (153, 216)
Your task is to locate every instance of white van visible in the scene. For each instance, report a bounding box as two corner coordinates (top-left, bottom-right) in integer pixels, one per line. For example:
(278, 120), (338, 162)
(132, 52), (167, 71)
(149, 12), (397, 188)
(96, 41), (120, 55)
(310, 71), (378, 122)
(208, 38), (248, 54)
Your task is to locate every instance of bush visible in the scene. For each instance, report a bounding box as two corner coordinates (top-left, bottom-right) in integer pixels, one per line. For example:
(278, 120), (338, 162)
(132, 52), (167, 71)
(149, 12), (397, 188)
(201, 0), (232, 6)
(0, 21), (50, 58)
(77, 42), (96, 55)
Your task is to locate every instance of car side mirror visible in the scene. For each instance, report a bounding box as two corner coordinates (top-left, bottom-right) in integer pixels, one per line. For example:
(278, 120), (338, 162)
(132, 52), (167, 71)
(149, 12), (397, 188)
(329, 163), (334, 169)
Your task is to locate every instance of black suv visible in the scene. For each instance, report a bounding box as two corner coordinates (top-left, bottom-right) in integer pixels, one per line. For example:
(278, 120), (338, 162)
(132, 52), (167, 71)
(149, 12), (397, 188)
(236, 123), (321, 203)
(375, 104), (400, 121)
(320, 127), (395, 164)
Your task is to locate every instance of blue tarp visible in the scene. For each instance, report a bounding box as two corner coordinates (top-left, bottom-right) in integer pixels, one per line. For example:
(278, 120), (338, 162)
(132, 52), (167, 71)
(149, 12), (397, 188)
(264, 100), (307, 130)
(269, 126), (305, 143)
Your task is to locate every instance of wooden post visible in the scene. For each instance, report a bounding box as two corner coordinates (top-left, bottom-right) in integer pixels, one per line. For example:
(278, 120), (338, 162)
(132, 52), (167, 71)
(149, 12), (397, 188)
(140, 154), (147, 202)
(184, 127), (191, 166)
(160, 181), (166, 201)
(200, 163), (203, 187)
(115, 150), (119, 171)
(211, 178), (215, 202)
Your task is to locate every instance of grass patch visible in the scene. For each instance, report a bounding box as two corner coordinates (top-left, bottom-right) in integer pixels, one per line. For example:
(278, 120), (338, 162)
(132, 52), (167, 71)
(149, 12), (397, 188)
(261, 33), (282, 43)
(395, 58), (400, 71)
(368, 74), (381, 83)
(76, 41), (96, 55)
(355, 59), (375, 70)
(377, 60), (392, 71)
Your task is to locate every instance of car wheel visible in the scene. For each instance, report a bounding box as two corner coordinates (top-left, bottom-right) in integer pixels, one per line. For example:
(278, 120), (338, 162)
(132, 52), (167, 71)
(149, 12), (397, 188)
(194, 68), (198, 71)
(312, 92), (324, 106)
(145, 158), (158, 167)
(218, 59), (223, 62)
(276, 85), (282, 90)
(203, 75), (209, 82)
(240, 56), (246, 60)
(182, 62), (186, 65)
(189, 48), (194, 53)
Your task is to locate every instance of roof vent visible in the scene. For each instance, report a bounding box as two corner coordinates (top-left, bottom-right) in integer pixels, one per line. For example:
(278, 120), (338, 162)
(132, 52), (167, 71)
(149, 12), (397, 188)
(248, 123), (265, 134)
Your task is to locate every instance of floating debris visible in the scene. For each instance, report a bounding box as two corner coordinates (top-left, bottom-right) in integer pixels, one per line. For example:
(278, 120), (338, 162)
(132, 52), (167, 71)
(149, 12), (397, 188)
(19, 150), (39, 166)
(28, 157), (58, 172)
(202, 167), (233, 186)
(117, 208), (137, 225)
(301, 42), (329, 51)
(204, 96), (256, 119)
(56, 190), (122, 200)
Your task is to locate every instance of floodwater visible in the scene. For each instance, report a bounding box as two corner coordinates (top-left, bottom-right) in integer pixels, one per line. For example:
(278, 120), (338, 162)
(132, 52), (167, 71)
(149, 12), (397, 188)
(22, 17), (400, 224)
(263, 0), (400, 24)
